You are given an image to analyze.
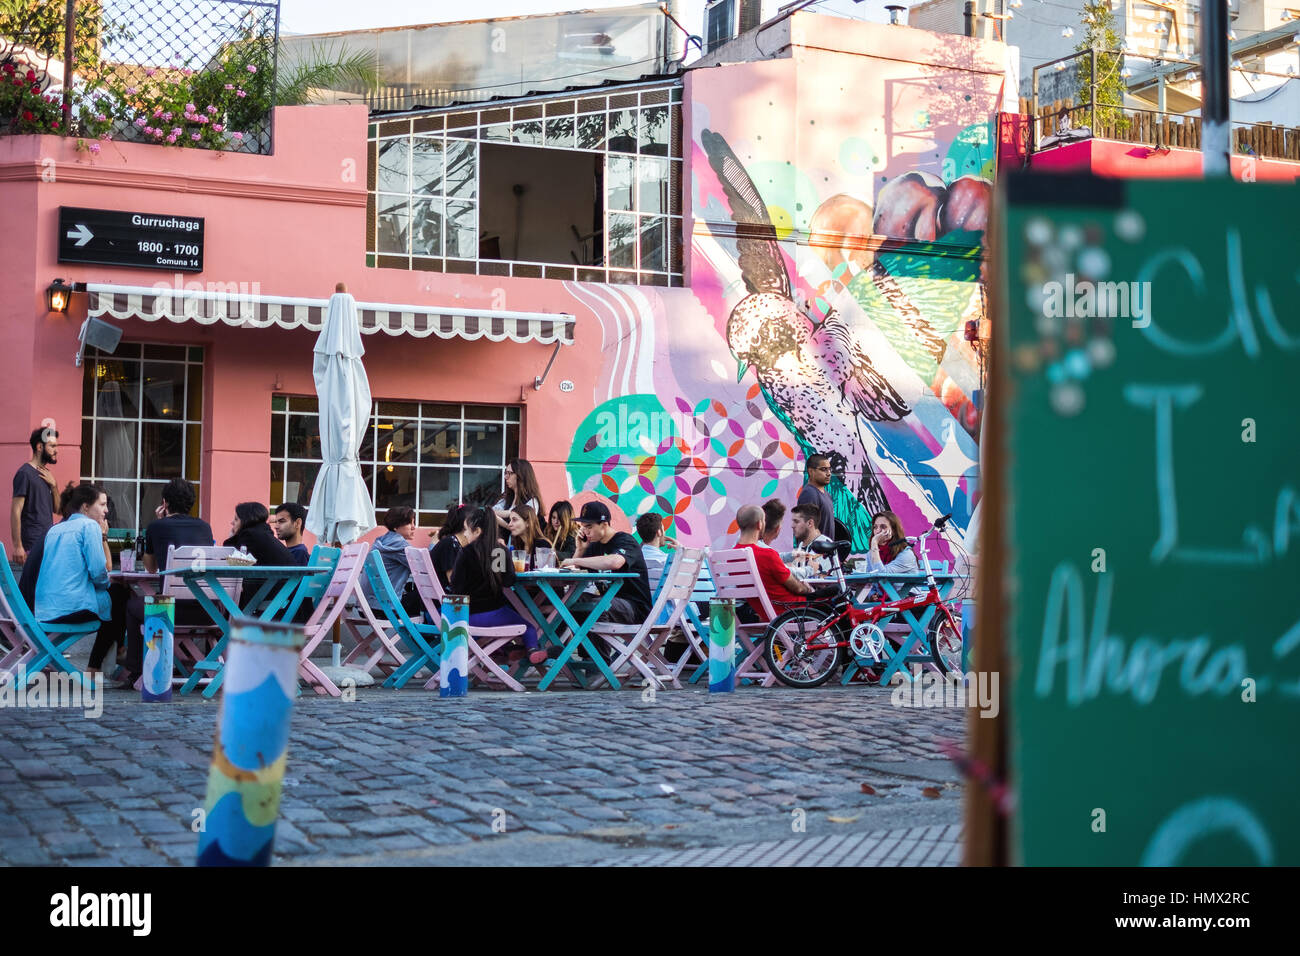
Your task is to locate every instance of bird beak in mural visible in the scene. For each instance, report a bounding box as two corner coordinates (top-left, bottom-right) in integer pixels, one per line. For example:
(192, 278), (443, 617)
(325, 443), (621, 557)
(736, 361), (748, 383)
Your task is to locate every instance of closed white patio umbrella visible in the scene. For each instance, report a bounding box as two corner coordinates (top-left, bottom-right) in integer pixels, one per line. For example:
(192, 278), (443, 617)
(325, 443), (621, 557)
(307, 284), (374, 547)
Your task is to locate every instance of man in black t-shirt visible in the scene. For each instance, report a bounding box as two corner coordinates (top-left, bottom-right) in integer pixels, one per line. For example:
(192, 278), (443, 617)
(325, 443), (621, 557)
(119, 479), (215, 688)
(561, 501), (652, 625)
(10, 426), (58, 567)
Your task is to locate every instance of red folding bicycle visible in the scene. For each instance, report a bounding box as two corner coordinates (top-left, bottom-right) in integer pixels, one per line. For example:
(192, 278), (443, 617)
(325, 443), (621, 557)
(762, 514), (967, 688)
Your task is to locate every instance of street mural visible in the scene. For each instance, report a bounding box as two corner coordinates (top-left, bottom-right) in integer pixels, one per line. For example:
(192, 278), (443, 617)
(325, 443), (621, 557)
(566, 62), (1000, 552)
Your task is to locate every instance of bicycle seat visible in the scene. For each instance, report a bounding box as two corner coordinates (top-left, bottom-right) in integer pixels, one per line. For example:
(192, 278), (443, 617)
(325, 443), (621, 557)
(809, 539), (852, 558)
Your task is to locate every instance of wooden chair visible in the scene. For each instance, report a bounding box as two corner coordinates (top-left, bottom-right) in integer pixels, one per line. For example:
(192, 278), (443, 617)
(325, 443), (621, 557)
(704, 546), (796, 686)
(362, 549), (442, 689)
(162, 545), (240, 676)
(589, 547), (705, 690)
(406, 546), (528, 692)
(282, 544), (342, 621)
(298, 541), (400, 696)
(0, 543), (102, 687)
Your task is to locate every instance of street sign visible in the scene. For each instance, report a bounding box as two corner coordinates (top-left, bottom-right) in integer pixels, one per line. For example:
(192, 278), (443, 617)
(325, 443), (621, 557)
(57, 206), (204, 272)
(989, 172), (1300, 865)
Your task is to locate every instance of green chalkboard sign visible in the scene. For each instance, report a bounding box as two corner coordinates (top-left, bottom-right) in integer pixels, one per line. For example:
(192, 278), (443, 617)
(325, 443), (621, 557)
(997, 173), (1300, 866)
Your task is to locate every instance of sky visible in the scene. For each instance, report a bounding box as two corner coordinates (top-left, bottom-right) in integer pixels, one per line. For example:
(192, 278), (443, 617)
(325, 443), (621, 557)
(278, 0), (903, 37)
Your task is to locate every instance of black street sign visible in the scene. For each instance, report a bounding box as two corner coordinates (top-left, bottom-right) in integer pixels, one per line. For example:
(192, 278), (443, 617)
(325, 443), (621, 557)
(57, 206), (204, 273)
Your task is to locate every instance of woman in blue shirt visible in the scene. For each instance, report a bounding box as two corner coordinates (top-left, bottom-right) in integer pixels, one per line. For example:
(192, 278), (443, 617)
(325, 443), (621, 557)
(35, 483), (113, 665)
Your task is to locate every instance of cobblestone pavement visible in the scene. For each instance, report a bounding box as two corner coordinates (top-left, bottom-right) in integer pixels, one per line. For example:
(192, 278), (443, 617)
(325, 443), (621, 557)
(0, 682), (968, 866)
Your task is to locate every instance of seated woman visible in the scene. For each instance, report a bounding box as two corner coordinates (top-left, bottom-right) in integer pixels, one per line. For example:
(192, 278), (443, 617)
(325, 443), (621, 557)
(450, 507), (551, 669)
(860, 511), (923, 608)
(506, 504), (544, 564)
(429, 505), (468, 592)
(34, 483), (112, 670)
(223, 501), (294, 565)
(373, 505), (422, 614)
(491, 458), (544, 535)
(865, 511), (919, 574)
(546, 500), (578, 560)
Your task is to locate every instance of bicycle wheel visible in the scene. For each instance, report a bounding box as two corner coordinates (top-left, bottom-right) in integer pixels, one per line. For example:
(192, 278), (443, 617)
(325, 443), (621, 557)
(764, 605), (844, 688)
(928, 610), (963, 675)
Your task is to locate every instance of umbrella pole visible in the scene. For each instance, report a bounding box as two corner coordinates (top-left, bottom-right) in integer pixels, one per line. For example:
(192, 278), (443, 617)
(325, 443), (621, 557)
(330, 537), (343, 666)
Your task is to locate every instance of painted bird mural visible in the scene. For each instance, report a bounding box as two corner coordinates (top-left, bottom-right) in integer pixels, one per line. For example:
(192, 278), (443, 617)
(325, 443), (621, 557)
(701, 128), (910, 524)
(142, 617), (170, 697)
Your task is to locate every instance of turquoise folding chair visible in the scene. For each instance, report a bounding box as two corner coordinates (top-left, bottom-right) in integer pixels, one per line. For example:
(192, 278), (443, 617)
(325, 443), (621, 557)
(0, 542), (102, 687)
(282, 545), (342, 621)
(362, 550), (442, 689)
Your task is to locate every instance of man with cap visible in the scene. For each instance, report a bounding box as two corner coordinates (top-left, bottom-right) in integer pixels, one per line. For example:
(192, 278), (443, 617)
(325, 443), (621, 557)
(562, 501), (652, 625)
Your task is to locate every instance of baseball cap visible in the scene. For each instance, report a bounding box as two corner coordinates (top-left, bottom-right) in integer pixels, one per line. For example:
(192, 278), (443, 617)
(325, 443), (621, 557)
(575, 501), (611, 524)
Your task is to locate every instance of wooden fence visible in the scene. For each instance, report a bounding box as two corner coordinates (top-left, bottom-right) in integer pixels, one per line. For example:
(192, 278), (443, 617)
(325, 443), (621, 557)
(1018, 97), (1300, 162)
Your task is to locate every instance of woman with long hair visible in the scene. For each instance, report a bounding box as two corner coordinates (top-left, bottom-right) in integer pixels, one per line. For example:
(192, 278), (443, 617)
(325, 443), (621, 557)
(492, 458), (544, 533)
(34, 482), (113, 672)
(864, 510), (919, 574)
(546, 500), (577, 559)
(429, 504), (469, 590)
(506, 504), (544, 560)
(223, 501), (294, 565)
(449, 507), (551, 668)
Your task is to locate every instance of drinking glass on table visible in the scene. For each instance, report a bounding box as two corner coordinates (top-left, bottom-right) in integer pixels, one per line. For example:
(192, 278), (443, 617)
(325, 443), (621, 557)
(513, 550), (530, 573)
(535, 546), (554, 570)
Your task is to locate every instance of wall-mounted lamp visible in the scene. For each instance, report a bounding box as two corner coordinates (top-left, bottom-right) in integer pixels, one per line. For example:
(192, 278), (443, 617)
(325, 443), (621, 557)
(47, 278), (72, 314)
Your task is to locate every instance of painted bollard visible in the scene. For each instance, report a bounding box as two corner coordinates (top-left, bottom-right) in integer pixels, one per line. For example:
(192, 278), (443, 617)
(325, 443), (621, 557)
(197, 618), (305, 867)
(709, 598), (737, 693)
(439, 594), (469, 698)
(141, 596), (175, 702)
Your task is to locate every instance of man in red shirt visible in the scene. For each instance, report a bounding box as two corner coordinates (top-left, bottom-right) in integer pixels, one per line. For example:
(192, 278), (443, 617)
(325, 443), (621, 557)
(734, 504), (813, 619)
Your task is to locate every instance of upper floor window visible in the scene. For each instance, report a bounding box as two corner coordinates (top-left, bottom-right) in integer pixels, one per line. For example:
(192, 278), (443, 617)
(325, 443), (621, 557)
(367, 82), (683, 287)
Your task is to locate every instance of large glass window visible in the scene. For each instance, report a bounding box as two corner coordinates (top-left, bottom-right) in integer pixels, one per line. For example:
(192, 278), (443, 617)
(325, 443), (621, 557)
(270, 398), (522, 527)
(80, 343), (204, 533)
(367, 81), (683, 287)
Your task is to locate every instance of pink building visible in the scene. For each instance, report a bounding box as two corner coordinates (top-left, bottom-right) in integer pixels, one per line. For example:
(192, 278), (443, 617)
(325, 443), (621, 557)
(2, 12), (1007, 555)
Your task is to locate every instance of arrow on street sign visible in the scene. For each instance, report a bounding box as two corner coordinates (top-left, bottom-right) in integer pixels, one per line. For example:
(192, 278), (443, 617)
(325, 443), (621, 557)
(66, 223), (94, 247)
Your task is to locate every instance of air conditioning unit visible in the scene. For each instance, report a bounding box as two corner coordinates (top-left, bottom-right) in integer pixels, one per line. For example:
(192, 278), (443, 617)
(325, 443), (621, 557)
(705, 0), (763, 53)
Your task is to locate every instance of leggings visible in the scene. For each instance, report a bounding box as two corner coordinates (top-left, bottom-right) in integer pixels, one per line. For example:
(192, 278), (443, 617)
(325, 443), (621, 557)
(467, 606), (538, 649)
(87, 582), (130, 669)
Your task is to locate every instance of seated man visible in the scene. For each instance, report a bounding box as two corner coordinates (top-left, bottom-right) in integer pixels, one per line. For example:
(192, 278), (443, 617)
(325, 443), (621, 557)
(781, 503), (834, 580)
(759, 498), (786, 550)
(561, 501), (652, 627)
(119, 478), (215, 689)
(636, 512), (673, 587)
(273, 502), (310, 566)
(734, 503), (813, 620)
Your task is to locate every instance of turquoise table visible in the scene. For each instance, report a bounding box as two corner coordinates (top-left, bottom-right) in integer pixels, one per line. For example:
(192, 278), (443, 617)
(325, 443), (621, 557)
(509, 570), (635, 691)
(165, 565), (325, 698)
(832, 571), (968, 685)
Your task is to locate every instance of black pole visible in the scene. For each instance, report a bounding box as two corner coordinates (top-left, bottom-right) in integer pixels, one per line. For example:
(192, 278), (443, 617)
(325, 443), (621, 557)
(62, 0), (75, 135)
(1202, 0), (1230, 175)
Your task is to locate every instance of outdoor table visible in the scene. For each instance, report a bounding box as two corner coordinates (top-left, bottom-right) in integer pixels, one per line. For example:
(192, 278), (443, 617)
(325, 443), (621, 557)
(508, 570), (635, 691)
(163, 565), (325, 699)
(108, 570), (164, 597)
(808, 571), (967, 685)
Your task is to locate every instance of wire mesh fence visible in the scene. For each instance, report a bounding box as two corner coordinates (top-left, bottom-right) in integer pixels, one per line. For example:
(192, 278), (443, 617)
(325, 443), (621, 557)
(1, 0), (279, 154)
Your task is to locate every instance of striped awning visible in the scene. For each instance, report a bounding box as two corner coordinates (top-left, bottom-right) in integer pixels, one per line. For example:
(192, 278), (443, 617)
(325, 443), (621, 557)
(84, 283), (575, 345)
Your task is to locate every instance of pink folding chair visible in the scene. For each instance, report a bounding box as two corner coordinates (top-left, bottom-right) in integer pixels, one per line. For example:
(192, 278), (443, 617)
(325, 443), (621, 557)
(300, 541), (405, 696)
(162, 545), (240, 674)
(704, 547), (787, 686)
(589, 547), (705, 690)
(405, 546), (528, 692)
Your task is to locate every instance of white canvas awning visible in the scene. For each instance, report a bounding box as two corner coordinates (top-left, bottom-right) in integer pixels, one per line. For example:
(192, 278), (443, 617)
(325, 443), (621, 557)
(84, 283), (575, 345)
